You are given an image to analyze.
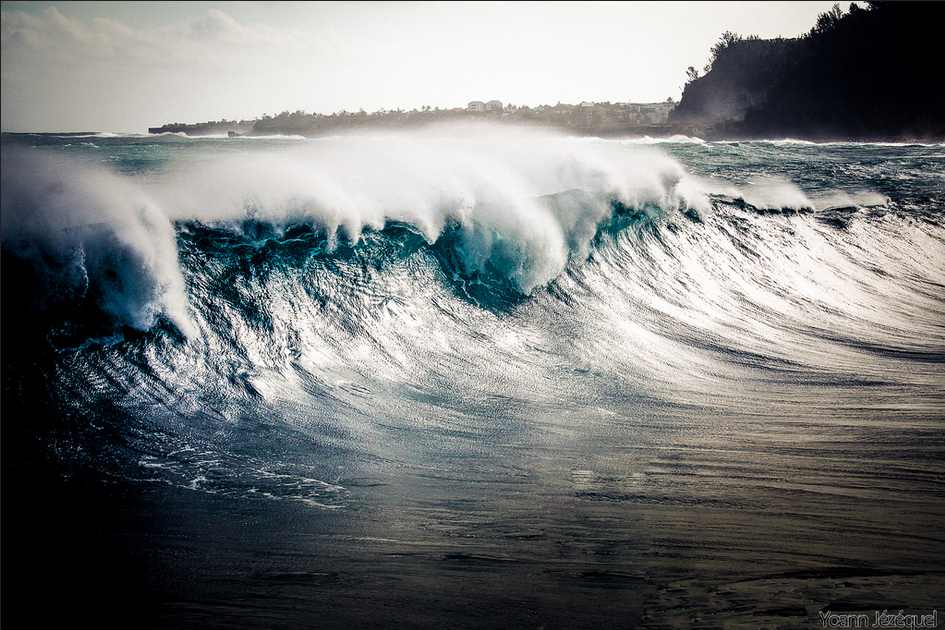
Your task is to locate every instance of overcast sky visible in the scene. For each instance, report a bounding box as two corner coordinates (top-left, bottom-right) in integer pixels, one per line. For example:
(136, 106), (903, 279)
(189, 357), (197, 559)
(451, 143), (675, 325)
(2, 1), (843, 133)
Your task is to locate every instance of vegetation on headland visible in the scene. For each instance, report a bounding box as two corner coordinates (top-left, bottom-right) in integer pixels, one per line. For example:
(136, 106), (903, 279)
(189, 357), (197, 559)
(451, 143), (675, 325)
(670, 1), (944, 141)
(147, 101), (683, 139)
(150, 2), (943, 142)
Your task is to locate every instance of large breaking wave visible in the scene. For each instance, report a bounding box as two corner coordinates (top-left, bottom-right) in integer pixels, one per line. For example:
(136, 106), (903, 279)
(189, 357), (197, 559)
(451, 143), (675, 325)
(3, 127), (944, 504)
(2, 125), (838, 343)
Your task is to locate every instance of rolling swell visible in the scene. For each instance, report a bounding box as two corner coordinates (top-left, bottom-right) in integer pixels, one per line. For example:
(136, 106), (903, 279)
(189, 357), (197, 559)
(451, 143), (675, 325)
(1, 129), (704, 344)
(0, 131), (707, 500)
(3, 132), (944, 499)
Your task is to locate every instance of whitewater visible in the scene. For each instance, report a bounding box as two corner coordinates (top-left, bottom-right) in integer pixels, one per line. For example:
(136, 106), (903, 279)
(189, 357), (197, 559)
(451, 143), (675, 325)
(2, 125), (943, 629)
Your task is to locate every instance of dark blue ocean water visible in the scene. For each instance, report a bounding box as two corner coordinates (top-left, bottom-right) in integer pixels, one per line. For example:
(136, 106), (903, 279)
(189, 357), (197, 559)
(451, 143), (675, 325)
(3, 127), (944, 629)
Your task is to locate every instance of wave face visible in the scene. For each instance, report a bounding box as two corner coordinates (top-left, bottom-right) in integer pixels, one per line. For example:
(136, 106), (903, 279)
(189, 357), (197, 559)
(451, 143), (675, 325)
(3, 128), (944, 628)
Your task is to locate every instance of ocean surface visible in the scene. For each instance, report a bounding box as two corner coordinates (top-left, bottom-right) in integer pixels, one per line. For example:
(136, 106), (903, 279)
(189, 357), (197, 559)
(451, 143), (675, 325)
(3, 126), (944, 629)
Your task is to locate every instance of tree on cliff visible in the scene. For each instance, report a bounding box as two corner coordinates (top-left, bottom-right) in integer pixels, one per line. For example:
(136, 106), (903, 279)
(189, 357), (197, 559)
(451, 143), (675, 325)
(809, 3), (844, 36)
(669, 31), (791, 126)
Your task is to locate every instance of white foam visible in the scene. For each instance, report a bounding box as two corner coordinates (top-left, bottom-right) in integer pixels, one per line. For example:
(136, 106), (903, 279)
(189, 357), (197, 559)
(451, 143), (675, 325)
(1, 147), (195, 336)
(710, 175), (814, 211)
(9, 123), (822, 326)
(149, 123), (710, 292)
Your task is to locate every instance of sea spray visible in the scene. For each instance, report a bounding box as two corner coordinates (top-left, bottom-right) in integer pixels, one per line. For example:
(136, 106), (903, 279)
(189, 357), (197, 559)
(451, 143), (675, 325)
(146, 124), (711, 297)
(1, 147), (194, 337)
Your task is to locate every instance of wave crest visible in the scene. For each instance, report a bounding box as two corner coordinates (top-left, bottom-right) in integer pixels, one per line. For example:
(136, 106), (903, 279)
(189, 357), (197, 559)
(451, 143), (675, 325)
(1, 147), (194, 341)
(2, 126), (763, 341)
(153, 127), (708, 294)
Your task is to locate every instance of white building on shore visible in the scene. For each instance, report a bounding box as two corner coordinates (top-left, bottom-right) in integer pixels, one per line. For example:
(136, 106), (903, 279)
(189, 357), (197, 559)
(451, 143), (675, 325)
(468, 100), (503, 112)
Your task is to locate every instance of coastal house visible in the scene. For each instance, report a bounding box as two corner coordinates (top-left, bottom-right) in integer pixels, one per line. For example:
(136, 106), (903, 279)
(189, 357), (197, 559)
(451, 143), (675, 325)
(640, 102), (674, 124)
(468, 100), (503, 113)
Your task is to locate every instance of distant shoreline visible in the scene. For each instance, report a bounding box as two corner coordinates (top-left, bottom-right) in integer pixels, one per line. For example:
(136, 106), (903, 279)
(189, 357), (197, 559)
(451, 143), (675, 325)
(4, 126), (941, 144)
(145, 102), (689, 141)
(144, 115), (941, 145)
